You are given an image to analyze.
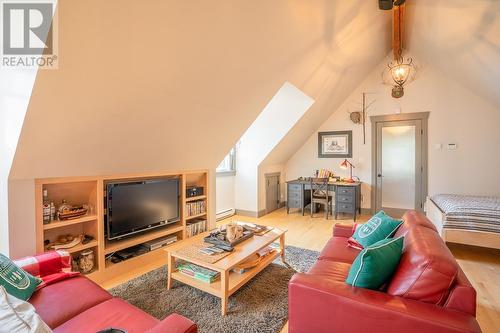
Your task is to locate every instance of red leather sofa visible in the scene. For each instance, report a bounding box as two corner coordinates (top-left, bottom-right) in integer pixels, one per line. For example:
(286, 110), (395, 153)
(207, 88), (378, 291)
(288, 210), (482, 333)
(22, 254), (197, 333)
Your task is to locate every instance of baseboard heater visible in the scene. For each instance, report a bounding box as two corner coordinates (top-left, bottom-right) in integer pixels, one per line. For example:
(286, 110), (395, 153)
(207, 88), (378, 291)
(216, 208), (235, 221)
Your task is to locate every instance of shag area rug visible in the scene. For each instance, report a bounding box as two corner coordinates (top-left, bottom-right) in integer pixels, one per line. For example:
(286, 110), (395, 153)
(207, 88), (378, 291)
(109, 245), (319, 333)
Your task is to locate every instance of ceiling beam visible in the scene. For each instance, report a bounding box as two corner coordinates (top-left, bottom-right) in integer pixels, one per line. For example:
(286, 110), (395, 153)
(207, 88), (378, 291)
(393, 3), (405, 59)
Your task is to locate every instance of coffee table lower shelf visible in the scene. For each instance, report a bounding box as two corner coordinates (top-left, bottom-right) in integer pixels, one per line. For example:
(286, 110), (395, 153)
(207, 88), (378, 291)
(168, 250), (284, 315)
(166, 229), (286, 315)
(171, 250), (280, 296)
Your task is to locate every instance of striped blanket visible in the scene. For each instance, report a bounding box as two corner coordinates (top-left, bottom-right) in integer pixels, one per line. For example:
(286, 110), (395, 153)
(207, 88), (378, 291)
(431, 194), (500, 234)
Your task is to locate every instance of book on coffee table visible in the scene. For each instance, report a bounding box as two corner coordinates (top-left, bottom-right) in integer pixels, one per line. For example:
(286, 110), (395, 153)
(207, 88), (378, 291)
(177, 262), (219, 283)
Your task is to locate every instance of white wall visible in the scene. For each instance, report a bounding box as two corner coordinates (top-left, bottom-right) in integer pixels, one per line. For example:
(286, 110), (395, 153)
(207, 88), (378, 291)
(235, 82), (314, 213)
(286, 58), (500, 210)
(215, 174), (235, 215)
(0, 69), (38, 255)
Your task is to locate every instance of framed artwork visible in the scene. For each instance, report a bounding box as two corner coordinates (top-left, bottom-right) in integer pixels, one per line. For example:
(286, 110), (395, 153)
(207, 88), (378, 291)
(318, 131), (352, 158)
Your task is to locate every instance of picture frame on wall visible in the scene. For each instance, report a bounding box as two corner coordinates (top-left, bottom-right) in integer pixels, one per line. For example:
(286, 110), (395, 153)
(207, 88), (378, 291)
(318, 130), (352, 158)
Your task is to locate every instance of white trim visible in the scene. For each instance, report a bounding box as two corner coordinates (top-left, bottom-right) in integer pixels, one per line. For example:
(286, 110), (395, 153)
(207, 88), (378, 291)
(216, 208), (235, 221)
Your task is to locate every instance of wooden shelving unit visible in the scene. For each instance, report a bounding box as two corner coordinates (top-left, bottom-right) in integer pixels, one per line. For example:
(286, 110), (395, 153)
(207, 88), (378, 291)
(186, 195), (206, 202)
(43, 214), (98, 230)
(35, 170), (211, 284)
(186, 212), (207, 220)
(104, 224), (184, 255)
(64, 240), (99, 254)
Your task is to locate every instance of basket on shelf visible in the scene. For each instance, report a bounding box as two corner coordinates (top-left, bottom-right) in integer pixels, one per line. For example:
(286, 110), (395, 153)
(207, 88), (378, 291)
(58, 208), (88, 220)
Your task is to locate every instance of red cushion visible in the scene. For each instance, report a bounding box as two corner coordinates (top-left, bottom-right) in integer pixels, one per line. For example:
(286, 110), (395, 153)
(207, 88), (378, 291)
(308, 260), (351, 282)
(146, 313), (197, 333)
(54, 298), (159, 333)
(387, 226), (458, 305)
(318, 237), (360, 263)
(29, 276), (112, 328)
(394, 210), (437, 238)
(444, 268), (477, 316)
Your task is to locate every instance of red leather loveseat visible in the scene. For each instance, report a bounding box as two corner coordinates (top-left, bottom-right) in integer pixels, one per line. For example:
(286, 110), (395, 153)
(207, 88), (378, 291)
(288, 210), (482, 333)
(20, 253), (197, 333)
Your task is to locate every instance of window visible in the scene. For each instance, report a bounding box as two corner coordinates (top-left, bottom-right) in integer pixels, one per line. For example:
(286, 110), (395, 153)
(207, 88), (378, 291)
(216, 147), (236, 174)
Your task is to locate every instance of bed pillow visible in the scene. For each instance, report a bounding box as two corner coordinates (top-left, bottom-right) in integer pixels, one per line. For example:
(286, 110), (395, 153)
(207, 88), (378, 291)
(346, 236), (404, 290)
(0, 254), (43, 301)
(349, 210), (402, 249)
(0, 286), (53, 333)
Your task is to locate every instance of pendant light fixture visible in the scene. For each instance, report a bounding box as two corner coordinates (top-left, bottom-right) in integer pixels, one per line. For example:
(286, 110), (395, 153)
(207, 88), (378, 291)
(385, 1), (416, 98)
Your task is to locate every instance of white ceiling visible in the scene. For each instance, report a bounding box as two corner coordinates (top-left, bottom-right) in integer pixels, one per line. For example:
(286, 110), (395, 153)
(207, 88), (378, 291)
(10, 0), (390, 179)
(263, 0), (500, 166)
(405, 0), (500, 107)
(10, 0), (498, 179)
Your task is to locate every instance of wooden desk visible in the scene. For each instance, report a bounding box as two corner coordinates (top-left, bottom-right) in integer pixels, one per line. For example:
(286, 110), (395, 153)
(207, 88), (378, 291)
(286, 179), (361, 221)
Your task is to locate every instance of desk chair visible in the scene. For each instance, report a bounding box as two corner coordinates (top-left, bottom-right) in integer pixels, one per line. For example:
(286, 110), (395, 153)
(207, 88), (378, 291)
(310, 178), (333, 219)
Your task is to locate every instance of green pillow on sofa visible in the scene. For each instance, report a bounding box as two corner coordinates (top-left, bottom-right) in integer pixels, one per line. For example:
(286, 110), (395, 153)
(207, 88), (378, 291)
(346, 236), (404, 290)
(351, 210), (402, 248)
(0, 253), (42, 301)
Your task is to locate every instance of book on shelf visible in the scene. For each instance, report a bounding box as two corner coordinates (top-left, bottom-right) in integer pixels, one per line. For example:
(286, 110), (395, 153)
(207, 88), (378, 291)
(186, 218), (207, 237)
(186, 200), (206, 217)
(177, 262), (219, 283)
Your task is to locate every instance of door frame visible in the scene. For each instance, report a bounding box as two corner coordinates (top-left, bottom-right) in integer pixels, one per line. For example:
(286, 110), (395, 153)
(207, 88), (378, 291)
(265, 172), (281, 214)
(370, 112), (429, 214)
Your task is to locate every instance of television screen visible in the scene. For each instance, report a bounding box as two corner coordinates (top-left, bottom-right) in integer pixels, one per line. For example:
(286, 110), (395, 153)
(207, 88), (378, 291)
(107, 179), (180, 240)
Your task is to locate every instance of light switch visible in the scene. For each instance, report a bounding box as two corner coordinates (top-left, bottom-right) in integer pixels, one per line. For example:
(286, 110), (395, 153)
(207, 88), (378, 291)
(434, 143), (442, 150)
(447, 143), (457, 150)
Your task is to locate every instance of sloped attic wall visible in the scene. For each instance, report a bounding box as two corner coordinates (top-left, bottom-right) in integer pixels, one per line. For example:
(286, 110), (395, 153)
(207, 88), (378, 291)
(285, 57), (500, 210)
(8, 0), (390, 257)
(405, 0), (500, 108)
(263, 0), (500, 170)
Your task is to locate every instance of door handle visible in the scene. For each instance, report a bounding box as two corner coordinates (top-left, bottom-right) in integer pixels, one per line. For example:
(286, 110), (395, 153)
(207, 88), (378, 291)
(377, 174), (382, 178)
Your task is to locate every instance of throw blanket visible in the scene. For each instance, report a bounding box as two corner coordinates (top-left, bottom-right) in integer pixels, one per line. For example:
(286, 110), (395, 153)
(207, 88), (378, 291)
(431, 194), (500, 234)
(14, 250), (79, 288)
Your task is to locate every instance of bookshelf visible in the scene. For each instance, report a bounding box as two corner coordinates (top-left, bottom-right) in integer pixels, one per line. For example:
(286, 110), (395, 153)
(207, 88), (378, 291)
(35, 170), (211, 284)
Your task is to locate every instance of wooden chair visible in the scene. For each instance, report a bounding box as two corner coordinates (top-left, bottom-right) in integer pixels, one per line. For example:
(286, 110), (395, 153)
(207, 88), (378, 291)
(310, 178), (333, 219)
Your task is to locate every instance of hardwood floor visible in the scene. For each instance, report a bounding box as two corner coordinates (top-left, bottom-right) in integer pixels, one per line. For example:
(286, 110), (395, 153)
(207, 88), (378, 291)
(100, 208), (500, 333)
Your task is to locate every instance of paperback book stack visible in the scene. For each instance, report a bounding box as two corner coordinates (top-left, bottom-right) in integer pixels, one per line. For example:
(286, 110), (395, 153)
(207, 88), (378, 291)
(186, 218), (207, 237)
(186, 200), (206, 217)
(177, 262), (219, 283)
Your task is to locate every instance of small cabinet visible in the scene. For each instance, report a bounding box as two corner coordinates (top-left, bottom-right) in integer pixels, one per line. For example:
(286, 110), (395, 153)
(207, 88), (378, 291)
(286, 182), (311, 215)
(334, 185), (361, 221)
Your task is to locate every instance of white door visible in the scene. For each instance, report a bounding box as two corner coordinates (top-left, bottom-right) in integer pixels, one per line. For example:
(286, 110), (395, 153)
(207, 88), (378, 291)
(375, 120), (423, 217)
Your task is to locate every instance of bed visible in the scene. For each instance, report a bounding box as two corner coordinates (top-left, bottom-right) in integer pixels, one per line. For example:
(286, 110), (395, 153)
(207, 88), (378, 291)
(426, 194), (500, 249)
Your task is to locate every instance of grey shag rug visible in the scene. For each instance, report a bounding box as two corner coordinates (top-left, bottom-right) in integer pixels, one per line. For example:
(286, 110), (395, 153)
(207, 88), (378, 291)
(109, 245), (319, 333)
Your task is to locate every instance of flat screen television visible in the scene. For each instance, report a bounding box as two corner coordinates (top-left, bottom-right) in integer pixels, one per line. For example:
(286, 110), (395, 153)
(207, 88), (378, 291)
(106, 178), (180, 240)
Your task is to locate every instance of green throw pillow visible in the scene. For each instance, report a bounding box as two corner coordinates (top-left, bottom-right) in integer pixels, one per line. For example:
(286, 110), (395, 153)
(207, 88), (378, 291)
(0, 254), (42, 301)
(352, 210), (402, 248)
(346, 237), (404, 290)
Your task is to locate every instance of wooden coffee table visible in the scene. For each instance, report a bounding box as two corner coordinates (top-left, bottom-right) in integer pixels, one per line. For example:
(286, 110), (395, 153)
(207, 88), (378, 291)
(166, 228), (286, 315)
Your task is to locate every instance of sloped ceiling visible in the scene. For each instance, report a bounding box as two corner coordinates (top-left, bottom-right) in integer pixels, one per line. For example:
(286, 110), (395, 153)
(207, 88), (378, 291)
(405, 0), (500, 108)
(263, 0), (500, 166)
(10, 0), (390, 180)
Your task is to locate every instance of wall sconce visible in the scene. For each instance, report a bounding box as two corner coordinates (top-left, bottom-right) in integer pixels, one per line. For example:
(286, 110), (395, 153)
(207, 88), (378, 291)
(388, 55), (415, 98)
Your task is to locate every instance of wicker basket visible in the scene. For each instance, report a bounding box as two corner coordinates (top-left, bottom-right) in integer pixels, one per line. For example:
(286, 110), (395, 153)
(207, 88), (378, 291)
(58, 208), (88, 220)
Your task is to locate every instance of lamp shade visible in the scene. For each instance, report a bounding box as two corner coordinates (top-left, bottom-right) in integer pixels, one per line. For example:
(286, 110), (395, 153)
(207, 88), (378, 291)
(340, 159), (349, 169)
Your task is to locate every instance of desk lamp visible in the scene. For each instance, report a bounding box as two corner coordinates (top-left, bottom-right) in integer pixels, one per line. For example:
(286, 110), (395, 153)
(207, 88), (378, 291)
(340, 159), (355, 183)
